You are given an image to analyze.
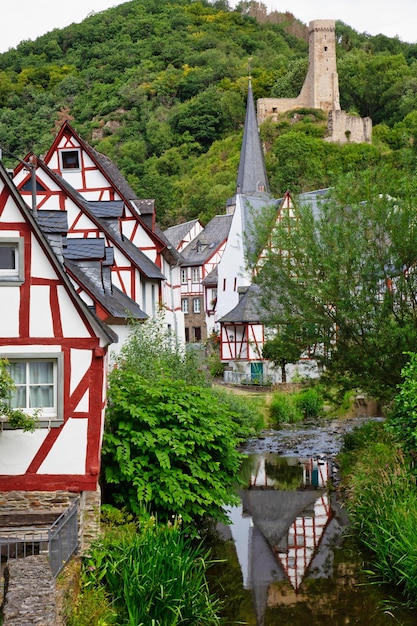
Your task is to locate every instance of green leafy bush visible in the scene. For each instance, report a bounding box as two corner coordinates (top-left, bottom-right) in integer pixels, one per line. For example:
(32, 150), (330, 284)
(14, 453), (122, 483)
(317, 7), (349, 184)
(294, 387), (324, 418)
(114, 314), (208, 387)
(387, 352), (417, 454)
(82, 518), (220, 625)
(269, 391), (302, 426)
(103, 369), (243, 523)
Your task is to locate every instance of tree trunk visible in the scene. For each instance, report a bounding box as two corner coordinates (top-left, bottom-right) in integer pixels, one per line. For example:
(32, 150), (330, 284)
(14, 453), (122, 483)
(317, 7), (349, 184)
(281, 361), (287, 384)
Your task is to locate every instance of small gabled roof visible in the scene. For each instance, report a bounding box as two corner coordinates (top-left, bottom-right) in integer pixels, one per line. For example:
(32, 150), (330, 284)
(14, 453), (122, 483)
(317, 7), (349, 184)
(236, 80), (270, 196)
(84, 200), (124, 219)
(36, 210), (68, 234)
(65, 260), (147, 322)
(180, 214), (232, 267)
(202, 265), (217, 286)
(218, 284), (265, 324)
(164, 219), (202, 250)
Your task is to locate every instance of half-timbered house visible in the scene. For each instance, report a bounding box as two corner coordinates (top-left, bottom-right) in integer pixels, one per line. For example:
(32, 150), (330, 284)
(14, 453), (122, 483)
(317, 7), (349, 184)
(0, 159), (116, 534)
(14, 122), (184, 343)
(166, 215), (232, 342)
(13, 156), (157, 347)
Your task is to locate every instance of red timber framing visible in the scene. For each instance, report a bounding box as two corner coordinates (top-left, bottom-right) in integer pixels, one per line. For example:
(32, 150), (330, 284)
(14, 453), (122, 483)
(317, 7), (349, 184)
(13, 156), (156, 305)
(220, 322), (265, 361)
(0, 162), (115, 493)
(40, 122), (167, 259)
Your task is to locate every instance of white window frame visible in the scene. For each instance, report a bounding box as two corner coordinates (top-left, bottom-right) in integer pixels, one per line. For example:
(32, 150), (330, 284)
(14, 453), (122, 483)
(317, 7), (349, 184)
(193, 298), (201, 314)
(181, 268), (188, 284)
(191, 267), (200, 283)
(0, 237), (24, 285)
(181, 298), (189, 314)
(2, 353), (64, 428)
(59, 148), (81, 171)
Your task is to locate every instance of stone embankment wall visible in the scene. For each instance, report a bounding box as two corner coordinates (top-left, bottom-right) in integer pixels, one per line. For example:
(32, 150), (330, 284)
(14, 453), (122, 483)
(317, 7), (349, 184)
(2, 556), (56, 625)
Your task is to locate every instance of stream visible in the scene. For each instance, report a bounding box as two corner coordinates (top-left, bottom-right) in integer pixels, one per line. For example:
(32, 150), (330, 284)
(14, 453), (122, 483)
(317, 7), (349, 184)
(207, 418), (417, 626)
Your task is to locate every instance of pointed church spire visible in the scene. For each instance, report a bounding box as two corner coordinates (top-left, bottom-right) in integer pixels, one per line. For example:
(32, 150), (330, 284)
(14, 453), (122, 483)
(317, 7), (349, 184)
(236, 79), (270, 196)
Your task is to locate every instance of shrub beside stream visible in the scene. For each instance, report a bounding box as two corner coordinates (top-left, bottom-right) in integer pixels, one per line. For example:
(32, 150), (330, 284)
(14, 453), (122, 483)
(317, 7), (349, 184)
(339, 421), (417, 605)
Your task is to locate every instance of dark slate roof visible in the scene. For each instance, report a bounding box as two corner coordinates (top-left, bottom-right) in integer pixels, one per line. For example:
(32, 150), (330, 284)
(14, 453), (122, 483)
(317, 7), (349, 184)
(35, 164), (166, 280)
(218, 284), (266, 324)
(202, 265), (217, 286)
(63, 237), (106, 261)
(95, 215), (165, 280)
(36, 210), (68, 234)
(119, 235), (165, 280)
(164, 219), (201, 250)
(236, 80), (270, 196)
(85, 200), (124, 219)
(180, 215), (232, 266)
(65, 259), (147, 321)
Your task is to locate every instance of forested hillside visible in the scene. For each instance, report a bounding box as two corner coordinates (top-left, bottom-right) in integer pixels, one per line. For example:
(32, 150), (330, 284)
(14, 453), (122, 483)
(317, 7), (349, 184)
(1, 0), (417, 226)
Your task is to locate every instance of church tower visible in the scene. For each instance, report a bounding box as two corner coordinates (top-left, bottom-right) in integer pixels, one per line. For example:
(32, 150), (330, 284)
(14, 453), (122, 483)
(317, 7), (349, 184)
(236, 79), (270, 196)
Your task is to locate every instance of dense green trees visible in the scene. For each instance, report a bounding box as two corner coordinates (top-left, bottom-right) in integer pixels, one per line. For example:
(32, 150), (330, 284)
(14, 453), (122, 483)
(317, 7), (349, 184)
(0, 0), (417, 225)
(252, 168), (417, 402)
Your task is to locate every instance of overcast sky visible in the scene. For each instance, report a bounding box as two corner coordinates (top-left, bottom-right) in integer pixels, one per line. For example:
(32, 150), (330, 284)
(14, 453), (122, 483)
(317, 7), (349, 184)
(1, 0), (416, 54)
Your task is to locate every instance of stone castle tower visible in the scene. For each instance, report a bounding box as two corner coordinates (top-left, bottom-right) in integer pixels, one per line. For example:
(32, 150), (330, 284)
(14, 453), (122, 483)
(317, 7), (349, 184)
(257, 19), (371, 144)
(298, 20), (340, 111)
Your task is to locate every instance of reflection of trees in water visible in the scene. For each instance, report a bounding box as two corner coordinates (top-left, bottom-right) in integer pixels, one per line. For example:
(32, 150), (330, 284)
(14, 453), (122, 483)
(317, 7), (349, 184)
(264, 458), (303, 490)
(240, 453), (304, 491)
(206, 533), (257, 626)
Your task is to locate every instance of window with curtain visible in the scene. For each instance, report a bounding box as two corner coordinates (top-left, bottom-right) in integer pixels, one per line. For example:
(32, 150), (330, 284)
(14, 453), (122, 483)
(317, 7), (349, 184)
(3, 355), (64, 425)
(8, 360), (55, 411)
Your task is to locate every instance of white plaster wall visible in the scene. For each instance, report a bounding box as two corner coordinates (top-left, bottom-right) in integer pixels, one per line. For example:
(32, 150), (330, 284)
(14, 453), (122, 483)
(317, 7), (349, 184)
(60, 171), (84, 189)
(0, 429), (49, 474)
(31, 236), (59, 279)
(0, 288), (20, 337)
(109, 325), (130, 356)
(38, 418), (88, 474)
(216, 195), (247, 321)
(29, 285), (54, 337)
(57, 285), (91, 337)
(1, 197), (25, 222)
(70, 349), (92, 396)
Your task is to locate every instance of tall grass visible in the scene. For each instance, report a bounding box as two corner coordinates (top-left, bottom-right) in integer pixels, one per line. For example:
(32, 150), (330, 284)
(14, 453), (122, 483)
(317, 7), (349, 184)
(83, 517), (220, 625)
(341, 422), (417, 604)
(269, 387), (324, 426)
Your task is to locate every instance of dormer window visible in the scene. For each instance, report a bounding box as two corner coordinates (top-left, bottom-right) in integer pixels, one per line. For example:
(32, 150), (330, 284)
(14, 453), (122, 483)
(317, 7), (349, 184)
(60, 149), (81, 170)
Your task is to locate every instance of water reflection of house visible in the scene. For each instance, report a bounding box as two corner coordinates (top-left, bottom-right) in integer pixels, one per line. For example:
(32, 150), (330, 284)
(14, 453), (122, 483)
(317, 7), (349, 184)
(223, 455), (333, 625)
